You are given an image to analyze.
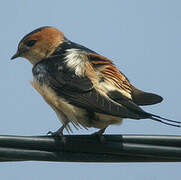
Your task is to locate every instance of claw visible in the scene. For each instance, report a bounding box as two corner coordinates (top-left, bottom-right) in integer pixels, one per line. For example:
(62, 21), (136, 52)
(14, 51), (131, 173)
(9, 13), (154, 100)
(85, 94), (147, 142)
(92, 126), (107, 143)
(94, 133), (105, 143)
(47, 124), (66, 143)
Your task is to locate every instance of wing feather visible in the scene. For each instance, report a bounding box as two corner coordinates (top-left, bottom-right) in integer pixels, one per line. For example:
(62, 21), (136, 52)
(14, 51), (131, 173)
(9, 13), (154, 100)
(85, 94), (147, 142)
(32, 57), (141, 119)
(87, 53), (163, 105)
(87, 53), (132, 96)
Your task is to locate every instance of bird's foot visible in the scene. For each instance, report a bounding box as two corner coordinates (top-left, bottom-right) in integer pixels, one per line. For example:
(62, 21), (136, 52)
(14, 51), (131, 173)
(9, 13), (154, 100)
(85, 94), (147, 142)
(92, 127), (107, 143)
(47, 125), (66, 143)
(92, 133), (105, 143)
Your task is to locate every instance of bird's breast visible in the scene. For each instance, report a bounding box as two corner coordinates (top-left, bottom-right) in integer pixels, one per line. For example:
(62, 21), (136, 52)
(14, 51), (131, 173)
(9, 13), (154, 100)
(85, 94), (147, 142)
(31, 79), (90, 128)
(31, 79), (124, 130)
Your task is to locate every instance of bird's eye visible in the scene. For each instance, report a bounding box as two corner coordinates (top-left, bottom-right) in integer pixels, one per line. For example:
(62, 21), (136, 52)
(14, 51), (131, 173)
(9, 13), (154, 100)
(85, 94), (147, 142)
(25, 40), (37, 47)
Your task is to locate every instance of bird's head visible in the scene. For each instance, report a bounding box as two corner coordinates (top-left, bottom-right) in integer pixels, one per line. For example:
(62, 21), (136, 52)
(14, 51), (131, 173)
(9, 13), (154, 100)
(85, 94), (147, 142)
(11, 26), (65, 65)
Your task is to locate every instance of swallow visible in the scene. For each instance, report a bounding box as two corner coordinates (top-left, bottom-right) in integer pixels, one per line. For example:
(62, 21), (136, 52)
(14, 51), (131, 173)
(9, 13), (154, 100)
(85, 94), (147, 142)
(11, 26), (181, 137)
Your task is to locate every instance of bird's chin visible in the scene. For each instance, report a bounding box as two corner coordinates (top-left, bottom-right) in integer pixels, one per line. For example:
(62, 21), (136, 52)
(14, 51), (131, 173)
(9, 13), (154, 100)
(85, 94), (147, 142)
(23, 55), (43, 65)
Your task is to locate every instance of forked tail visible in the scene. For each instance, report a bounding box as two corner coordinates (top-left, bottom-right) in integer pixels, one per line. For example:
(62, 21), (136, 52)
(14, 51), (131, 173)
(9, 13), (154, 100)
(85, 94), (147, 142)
(150, 114), (181, 127)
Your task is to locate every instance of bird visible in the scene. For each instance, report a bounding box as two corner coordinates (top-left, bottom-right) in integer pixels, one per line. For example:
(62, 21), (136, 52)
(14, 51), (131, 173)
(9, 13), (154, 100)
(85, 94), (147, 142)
(11, 26), (181, 138)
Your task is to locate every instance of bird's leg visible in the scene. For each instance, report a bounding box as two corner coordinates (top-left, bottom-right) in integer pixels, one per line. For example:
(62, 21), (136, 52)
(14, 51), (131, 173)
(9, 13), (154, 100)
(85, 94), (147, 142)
(92, 126), (108, 143)
(48, 125), (65, 136)
(47, 123), (67, 143)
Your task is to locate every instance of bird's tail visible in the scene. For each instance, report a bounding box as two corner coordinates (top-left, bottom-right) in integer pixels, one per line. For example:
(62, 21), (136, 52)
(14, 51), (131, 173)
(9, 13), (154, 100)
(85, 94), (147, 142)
(149, 114), (181, 127)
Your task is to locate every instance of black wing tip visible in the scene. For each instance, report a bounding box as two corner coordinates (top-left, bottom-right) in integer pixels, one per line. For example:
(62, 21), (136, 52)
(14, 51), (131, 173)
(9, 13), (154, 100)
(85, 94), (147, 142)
(153, 94), (163, 103)
(132, 86), (164, 106)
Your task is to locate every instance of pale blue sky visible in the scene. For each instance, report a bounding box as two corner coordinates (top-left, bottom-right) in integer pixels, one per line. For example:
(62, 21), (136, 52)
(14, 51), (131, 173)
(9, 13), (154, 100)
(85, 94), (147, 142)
(0, 0), (181, 179)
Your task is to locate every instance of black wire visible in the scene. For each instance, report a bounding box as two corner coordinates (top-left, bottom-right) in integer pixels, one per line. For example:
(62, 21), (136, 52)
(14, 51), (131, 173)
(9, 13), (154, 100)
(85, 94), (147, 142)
(0, 135), (181, 162)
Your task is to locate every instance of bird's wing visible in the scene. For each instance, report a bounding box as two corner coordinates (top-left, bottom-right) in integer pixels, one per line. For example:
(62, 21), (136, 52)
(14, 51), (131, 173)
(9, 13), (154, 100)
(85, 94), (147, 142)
(32, 56), (181, 128)
(87, 53), (132, 95)
(131, 86), (163, 106)
(87, 53), (163, 106)
(32, 57), (144, 119)
(32, 56), (93, 93)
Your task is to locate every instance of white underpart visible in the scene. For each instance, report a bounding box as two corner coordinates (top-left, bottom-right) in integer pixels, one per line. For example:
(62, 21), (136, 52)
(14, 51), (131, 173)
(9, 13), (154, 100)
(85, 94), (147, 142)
(64, 49), (87, 76)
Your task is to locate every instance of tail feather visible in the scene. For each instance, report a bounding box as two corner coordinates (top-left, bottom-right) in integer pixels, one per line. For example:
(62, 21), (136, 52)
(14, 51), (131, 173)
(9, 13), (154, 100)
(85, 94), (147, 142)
(149, 114), (181, 127)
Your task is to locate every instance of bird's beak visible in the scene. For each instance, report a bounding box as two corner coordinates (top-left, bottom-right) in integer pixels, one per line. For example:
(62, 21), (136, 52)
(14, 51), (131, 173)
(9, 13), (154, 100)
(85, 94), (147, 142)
(11, 51), (20, 60)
